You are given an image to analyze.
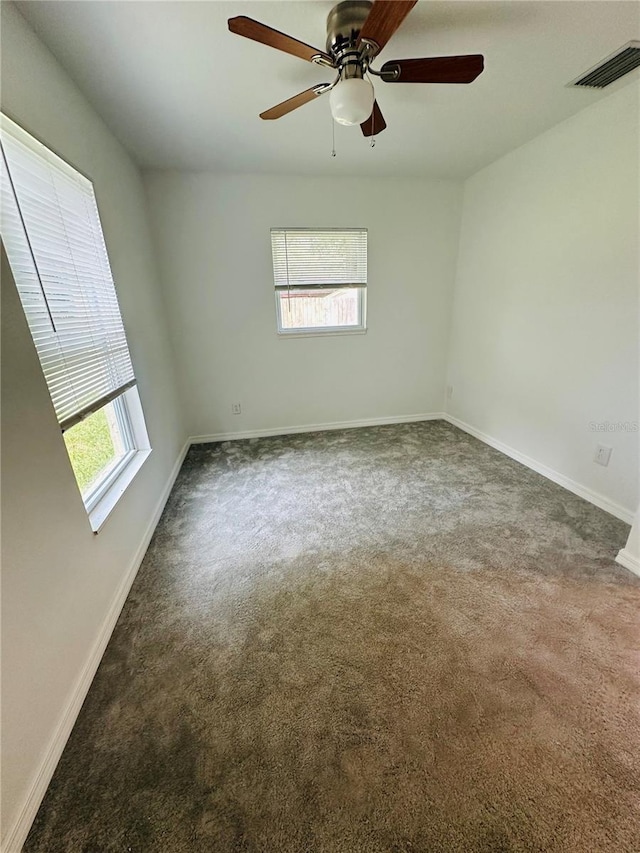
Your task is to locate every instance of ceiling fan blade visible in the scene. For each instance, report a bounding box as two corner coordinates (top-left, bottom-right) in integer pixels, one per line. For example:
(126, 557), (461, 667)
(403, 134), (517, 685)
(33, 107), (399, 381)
(260, 85), (331, 120)
(361, 101), (387, 137)
(357, 1), (418, 55)
(380, 55), (485, 83)
(228, 16), (334, 66)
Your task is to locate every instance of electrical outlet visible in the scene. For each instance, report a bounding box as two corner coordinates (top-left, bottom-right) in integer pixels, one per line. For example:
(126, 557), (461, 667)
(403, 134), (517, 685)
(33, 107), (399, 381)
(446, 385), (454, 400)
(231, 402), (241, 415)
(594, 444), (612, 466)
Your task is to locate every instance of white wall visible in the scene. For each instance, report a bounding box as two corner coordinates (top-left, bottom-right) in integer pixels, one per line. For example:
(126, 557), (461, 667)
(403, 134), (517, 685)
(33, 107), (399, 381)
(0, 6), (186, 848)
(144, 172), (463, 438)
(446, 84), (639, 520)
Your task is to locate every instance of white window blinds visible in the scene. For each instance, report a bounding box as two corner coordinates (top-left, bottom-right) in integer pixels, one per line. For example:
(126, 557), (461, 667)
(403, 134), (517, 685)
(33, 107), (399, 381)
(0, 115), (136, 431)
(271, 228), (367, 291)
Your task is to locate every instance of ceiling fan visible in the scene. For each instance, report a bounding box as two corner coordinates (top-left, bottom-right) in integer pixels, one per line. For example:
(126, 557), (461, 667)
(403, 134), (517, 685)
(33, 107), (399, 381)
(228, 0), (484, 137)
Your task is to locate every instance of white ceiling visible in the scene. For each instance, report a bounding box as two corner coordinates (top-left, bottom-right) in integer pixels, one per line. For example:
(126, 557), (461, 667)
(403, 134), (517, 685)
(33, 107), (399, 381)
(14, 0), (640, 178)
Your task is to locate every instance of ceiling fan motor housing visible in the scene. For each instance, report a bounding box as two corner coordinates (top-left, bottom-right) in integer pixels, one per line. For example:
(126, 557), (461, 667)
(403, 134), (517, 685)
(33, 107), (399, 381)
(326, 0), (372, 63)
(326, 1), (374, 125)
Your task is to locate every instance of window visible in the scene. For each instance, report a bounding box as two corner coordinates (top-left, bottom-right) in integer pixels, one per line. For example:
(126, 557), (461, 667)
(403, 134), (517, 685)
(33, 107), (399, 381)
(0, 114), (150, 531)
(271, 228), (367, 335)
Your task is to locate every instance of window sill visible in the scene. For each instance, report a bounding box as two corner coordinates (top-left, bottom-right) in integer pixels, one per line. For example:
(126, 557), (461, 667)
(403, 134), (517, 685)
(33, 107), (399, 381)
(277, 328), (368, 339)
(88, 448), (152, 533)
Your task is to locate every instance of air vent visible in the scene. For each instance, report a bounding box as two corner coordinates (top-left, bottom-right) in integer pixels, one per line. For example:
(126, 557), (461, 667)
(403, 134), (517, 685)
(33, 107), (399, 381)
(571, 41), (640, 88)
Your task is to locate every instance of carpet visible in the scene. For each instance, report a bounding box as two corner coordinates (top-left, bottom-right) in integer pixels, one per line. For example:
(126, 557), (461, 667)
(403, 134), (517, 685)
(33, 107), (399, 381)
(24, 421), (639, 852)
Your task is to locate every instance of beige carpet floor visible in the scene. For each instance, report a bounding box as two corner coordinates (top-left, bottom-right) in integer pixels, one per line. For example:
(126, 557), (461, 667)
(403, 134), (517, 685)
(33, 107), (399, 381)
(25, 421), (639, 852)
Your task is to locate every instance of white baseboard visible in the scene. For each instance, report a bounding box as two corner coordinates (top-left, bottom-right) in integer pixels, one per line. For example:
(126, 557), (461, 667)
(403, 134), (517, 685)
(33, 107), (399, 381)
(190, 412), (446, 444)
(2, 440), (190, 853)
(615, 548), (640, 577)
(443, 414), (635, 525)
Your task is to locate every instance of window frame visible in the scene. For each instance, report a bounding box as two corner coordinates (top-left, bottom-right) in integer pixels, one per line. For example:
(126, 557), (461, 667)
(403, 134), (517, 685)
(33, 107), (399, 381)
(82, 394), (136, 514)
(81, 387), (152, 532)
(275, 285), (367, 337)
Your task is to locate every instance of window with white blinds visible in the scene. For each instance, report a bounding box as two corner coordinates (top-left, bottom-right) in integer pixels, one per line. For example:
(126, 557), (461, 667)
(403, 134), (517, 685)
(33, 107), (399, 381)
(0, 114), (136, 431)
(271, 228), (367, 291)
(271, 228), (367, 335)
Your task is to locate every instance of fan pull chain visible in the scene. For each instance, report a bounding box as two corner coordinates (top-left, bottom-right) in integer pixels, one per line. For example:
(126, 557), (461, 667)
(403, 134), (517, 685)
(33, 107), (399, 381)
(331, 119), (336, 158)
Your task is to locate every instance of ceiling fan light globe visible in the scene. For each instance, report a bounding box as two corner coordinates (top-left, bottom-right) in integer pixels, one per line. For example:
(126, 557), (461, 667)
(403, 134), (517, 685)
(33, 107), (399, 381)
(329, 77), (374, 126)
